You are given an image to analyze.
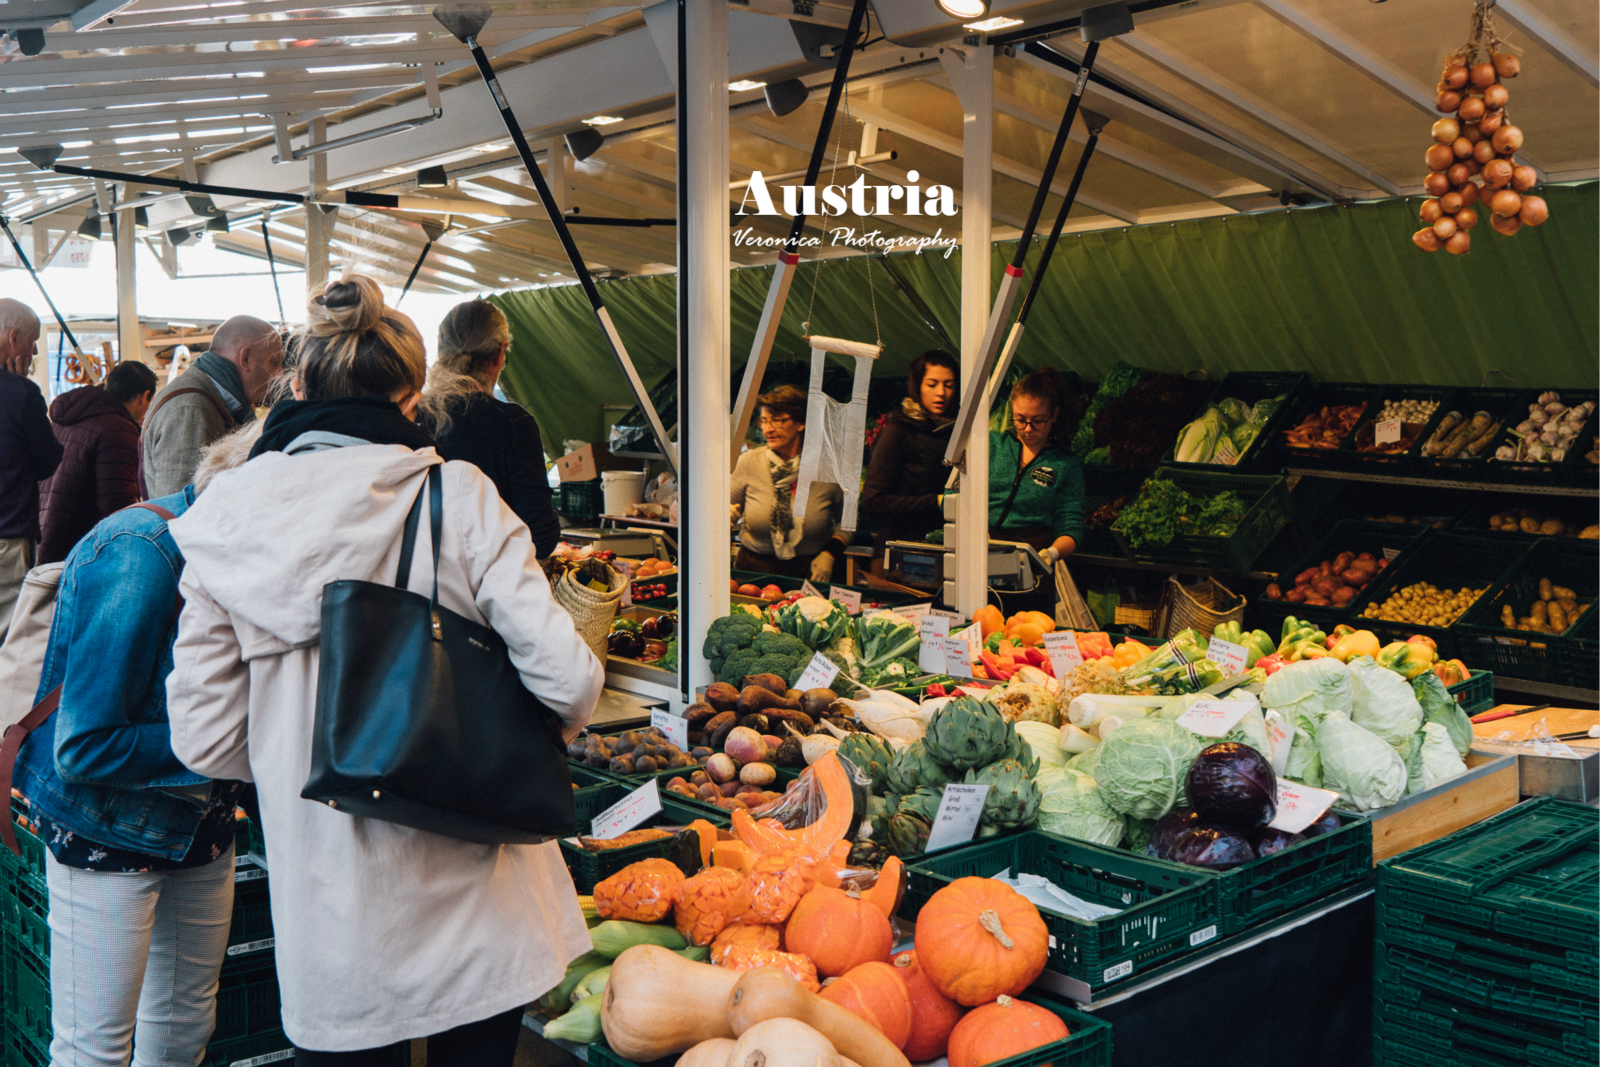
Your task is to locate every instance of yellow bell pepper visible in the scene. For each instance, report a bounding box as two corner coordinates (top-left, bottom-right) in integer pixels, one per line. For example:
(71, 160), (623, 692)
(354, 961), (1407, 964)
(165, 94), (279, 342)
(973, 605), (1005, 638)
(1377, 640), (1436, 679)
(1329, 629), (1381, 663)
(1111, 639), (1152, 670)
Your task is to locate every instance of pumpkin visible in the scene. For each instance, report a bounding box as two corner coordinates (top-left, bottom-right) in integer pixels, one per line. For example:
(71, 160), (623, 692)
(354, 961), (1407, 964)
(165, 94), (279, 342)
(675, 867), (751, 946)
(745, 855), (814, 924)
(913, 877), (1048, 1006)
(593, 858), (686, 924)
(819, 962), (913, 1049)
(946, 996), (1069, 1067)
(728, 1018), (841, 1067)
(677, 1038), (736, 1067)
(711, 922), (783, 962)
(729, 966), (912, 1067)
(713, 839), (758, 874)
(731, 752), (856, 860)
(859, 856), (905, 920)
(891, 951), (964, 1062)
(599, 945), (740, 1061)
(715, 944), (821, 992)
(686, 819), (721, 869)
(785, 886), (893, 978)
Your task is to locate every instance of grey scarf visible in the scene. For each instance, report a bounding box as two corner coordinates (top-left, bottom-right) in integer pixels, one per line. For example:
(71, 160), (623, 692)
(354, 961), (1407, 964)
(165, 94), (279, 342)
(766, 449), (802, 560)
(194, 350), (253, 421)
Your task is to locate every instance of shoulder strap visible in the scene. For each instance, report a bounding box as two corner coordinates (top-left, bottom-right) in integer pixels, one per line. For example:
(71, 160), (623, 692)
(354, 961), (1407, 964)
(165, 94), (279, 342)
(148, 386), (236, 429)
(395, 477), (427, 589)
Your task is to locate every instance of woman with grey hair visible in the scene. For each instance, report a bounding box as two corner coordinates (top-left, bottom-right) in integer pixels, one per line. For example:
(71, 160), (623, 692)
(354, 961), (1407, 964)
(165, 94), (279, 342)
(425, 299), (561, 556)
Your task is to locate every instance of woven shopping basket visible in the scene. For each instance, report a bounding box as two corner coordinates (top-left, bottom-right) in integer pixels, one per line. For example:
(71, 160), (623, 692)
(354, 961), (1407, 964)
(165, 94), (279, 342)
(554, 565), (626, 662)
(1157, 575), (1244, 640)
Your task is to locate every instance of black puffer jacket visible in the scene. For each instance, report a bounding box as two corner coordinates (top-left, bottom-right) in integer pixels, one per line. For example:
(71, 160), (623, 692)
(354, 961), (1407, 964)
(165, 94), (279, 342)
(39, 385), (142, 564)
(862, 399), (955, 548)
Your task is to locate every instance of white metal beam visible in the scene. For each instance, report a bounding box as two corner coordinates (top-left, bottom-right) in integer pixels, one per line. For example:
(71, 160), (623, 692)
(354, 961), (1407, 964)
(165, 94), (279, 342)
(1250, 0), (1437, 117)
(1492, 0), (1599, 87)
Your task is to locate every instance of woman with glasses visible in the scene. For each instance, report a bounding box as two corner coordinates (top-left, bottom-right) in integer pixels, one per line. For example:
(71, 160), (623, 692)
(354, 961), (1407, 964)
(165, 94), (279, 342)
(862, 349), (959, 551)
(730, 384), (849, 582)
(988, 368), (1086, 610)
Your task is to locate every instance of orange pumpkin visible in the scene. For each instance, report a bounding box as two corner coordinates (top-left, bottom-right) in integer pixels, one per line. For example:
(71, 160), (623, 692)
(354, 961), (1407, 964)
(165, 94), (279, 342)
(686, 819), (721, 870)
(819, 962), (913, 1049)
(891, 950), (964, 1062)
(711, 922), (783, 963)
(946, 996), (1068, 1067)
(746, 854), (815, 924)
(785, 886), (893, 979)
(715, 944), (821, 992)
(912, 877), (1048, 1006)
(859, 856), (905, 921)
(731, 753), (855, 861)
(593, 858), (686, 923)
(675, 867), (751, 946)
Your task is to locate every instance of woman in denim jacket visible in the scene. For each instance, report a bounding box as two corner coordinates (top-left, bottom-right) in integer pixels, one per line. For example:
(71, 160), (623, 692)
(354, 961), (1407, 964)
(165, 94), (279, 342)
(13, 427), (257, 1067)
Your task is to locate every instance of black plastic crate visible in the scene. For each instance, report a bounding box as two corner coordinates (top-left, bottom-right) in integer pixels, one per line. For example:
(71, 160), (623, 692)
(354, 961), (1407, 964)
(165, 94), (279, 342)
(1275, 381), (1382, 468)
(212, 952), (282, 1043)
(558, 480), (602, 524)
(1452, 494), (1598, 541)
(1256, 519), (1424, 632)
(1162, 371), (1310, 472)
(1413, 388), (1526, 478)
(1485, 391), (1600, 487)
(1347, 530), (1532, 658)
(1558, 606), (1598, 694)
(560, 784), (728, 893)
(1342, 385), (1454, 472)
(1456, 538), (1598, 686)
(1110, 468), (1291, 574)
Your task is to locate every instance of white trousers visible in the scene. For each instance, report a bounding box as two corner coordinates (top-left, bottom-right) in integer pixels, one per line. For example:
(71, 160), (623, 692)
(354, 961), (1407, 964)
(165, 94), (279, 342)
(46, 846), (236, 1067)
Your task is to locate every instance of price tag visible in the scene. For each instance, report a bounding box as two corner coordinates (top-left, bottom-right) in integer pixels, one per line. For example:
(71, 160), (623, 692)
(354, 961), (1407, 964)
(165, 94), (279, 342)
(591, 778), (662, 839)
(795, 651), (841, 692)
(650, 708), (688, 749)
(1207, 635), (1249, 676)
(1175, 696), (1257, 738)
(918, 614), (951, 673)
(1268, 780), (1340, 834)
(1375, 418), (1403, 445)
(897, 603), (933, 619)
(929, 608), (964, 624)
(954, 685), (990, 697)
(951, 622), (981, 645)
(800, 580), (824, 599)
(829, 586), (863, 615)
(924, 783), (990, 853)
(1382, 547), (1401, 562)
(1263, 709), (1294, 776)
(1041, 631), (1082, 678)
(942, 636), (976, 678)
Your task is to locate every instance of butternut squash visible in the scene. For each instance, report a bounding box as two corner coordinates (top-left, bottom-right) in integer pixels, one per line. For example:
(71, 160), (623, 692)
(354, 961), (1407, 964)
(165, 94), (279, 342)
(677, 1038), (737, 1067)
(727, 1018), (840, 1067)
(600, 945), (740, 1061)
(728, 966), (912, 1067)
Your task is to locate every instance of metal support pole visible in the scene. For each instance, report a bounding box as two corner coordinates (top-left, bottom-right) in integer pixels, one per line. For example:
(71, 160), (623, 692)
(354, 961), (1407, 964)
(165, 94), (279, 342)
(260, 217), (286, 325)
(114, 198), (140, 369)
(679, 0), (731, 699)
(304, 119), (330, 295)
(0, 215), (83, 356)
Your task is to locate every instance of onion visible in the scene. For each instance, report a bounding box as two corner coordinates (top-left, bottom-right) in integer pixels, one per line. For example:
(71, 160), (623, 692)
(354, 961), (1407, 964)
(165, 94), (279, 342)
(1447, 162), (1473, 186)
(1463, 124), (1485, 144)
(1479, 110), (1504, 134)
(1451, 137), (1474, 159)
(1458, 181), (1480, 207)
(1424, 171), (1451, 196)
(1490, 212), (1521, 236)
(1483, 83), (1509, 111)
(1413, 227), (1443, 252)
(1438, 191), (1463, 214)
(1420, 198), (1445, 223)
(1437, 90), (1462, 113)
(1432, 216), (1457, 240)
(1490, 189), (1523, 217)
(1511, 165), (1537, 192)
(1518, 195), (1548, 226)
(1492, 52), (1520, 79)
(1457, 96), (1486, 123)
(1454, 207), (1478, 230)
(1431, 118), (1460, 144)
(1491, 125), (1524, 154)
(1470, 62), (1497, 88)
(1482, 159), (1514, 187)
(1444, 64), (1470, 90)
(1425, 143), (1455, 171)
(1445, 230), (1471, 255)
(1472, 139), (1498, 165)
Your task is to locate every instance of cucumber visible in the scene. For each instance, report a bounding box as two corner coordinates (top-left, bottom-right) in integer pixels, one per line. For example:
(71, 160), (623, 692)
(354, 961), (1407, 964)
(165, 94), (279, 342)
(540, 950), (608, 1009)
(544, 993), (603, 1044)
(589, 919), (687, 958)
(571, 965), (611, 1004)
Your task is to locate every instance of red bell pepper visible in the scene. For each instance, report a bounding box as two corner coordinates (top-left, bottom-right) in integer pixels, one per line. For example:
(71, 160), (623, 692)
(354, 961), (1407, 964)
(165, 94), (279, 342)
(1407, 634), (1438, 652)
(1254, 652), (1289, 676)
(979, 649), (1017, 681)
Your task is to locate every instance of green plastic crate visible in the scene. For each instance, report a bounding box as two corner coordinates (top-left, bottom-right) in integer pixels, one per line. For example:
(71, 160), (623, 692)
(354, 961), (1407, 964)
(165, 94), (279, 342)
(1275, 380), (1384, 469)
(2, 936), (49, 1051)
(1456, 537), (1599, 687)
(1110, 468), (1291, 574)
(1210, 812), (1372, 936)
(561, 784), (728, 893)
(902, 831), (1218, 991)
(1376, 903), (1594, 994)
(586, 1042), (675, 1067)
(3, 1030), (44, 1067)
(1375, 941), (1598, 1035)
(1446, 669), (1495, 714)
(0, 877), (47, 963)
(1373, 977), (1597, 1066)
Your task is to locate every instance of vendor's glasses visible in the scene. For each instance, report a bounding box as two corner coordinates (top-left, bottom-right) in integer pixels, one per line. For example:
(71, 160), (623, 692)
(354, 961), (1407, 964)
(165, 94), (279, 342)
(1012, 414), (1055, 428)
(759, 415), (793, 426)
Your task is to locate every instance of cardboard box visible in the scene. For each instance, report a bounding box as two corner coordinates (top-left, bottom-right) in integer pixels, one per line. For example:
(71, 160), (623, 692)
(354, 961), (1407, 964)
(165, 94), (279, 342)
(556, 443), (614, 482)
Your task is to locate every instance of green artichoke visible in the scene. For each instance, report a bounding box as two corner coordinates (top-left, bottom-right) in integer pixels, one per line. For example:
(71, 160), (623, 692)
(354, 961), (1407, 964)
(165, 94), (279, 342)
(882, 812), (932, 858)
(924, 697), (1011, 772)
(838, 733), (894, 792)
(896, 787), (945, 823)
(847, 839), (889, 868)
(887, 739), (955, 795)
(966, 758), (1041, 830)
(997, 724), (1041, 776)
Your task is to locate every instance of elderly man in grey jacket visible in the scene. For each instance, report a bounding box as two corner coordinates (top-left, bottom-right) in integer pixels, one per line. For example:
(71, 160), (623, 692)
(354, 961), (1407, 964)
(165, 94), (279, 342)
(141, 316), (283, 498)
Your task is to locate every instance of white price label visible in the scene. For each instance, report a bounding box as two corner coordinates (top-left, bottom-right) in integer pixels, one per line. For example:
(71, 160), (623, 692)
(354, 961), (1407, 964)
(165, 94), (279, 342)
(919, 614), (951, 673)
(1189, 925), (1218, 947)
(829, 586), (863, 614)
(954, 685), (990, 697)
(924, 783), (990, 853)
(235, 867), (266, 884)
(1207, 636), (1249, 676)
(897, 603), (933, 619)
(1263, 709), (1294, 776)
(800, 580), (824, 599)
(1268, 780), (1340, 834)
(590, 778), (662, 839)
(617, 560), (634, 608)
(229, 1050), (294, 1067)
(795, 651), (842, 692)
(942, 636), (976, 678)
(1042, 630), (1083, 678)
(1175, 696), (1257, 738)
(952, 622), (982, 645)
(1382, 547), (1401, 561)
(651, 708), (688, 749)
(929, 609), (964, 623)
(226, 937), (275, 957)
(1374, 418), (1403, 445)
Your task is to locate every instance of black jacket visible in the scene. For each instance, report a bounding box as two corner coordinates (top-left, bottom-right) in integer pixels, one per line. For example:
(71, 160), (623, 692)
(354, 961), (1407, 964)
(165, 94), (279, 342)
(434, 393), (562, 557)
(862, 400), (954, 548)
(0, 370), (65, 541)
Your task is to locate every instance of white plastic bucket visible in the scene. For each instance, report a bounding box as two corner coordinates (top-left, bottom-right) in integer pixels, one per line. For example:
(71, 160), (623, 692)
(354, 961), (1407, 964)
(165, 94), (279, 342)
(601, 470), (645, 515)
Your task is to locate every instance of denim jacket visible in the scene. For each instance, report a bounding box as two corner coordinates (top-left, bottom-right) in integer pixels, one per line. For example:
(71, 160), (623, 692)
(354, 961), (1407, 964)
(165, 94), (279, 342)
(14, 487), (212, 860)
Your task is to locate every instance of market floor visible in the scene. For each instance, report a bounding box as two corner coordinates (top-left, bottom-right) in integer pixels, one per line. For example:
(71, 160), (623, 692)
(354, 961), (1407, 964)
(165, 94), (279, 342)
(405, 1025), (577, 1067)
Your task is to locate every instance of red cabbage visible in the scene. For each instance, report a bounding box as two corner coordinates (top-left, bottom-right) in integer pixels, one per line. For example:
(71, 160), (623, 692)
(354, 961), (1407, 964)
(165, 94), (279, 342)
(1186, 742), (1277, 831)
(1146, 807), (1200, 860)
(1249, 826), (1303, 857)
(1168, 826), (1256, 870)
(1302, 810), (1341, 837)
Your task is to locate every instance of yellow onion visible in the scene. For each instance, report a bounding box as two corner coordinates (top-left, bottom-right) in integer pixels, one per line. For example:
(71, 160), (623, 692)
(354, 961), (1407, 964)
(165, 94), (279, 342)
(1479, 110), (1504, 134)
(1472, 139), (1497, 165)
(1492, 52), (1520, 79)
(1445, 230), (1471, 255)
(1470, 62), (1497, 88)
(1454, 207), (1478, 230)
(1463, 124), (1485, 144)
(1457, 96), (1486, 123)
(1420, 198), (1445, 223)
(1489, 189), (1522, 217)
(1437, 90), (1462, 113)
(1423, 171), (1451, 197)
(1483, 83), (1509, 111)
(1431, 118), (1460, 144)
(1432, 216), (1458, 240)
(1447, 162), (1474, 186)
(1413, 228), (1443, 252)
(1451, 137), (1474, 159)
(1491, 125), (1524, 154)
(1518, 195), (1548, 226)
(1490, 212), (1521, 236)
(1511, 165), (1537, 192)
(1425, 143), (1455, 171)
(1458, 181), (1481, 207)
(1444, 64), (1470, 90)
(1438, 191), (1463, 214)
(1482, 159), (1514, 188)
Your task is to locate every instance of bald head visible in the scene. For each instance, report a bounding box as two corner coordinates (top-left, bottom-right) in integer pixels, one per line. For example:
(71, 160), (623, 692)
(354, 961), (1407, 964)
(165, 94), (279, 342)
(0, 299), (41, 376)
(211, 315), (284, 404)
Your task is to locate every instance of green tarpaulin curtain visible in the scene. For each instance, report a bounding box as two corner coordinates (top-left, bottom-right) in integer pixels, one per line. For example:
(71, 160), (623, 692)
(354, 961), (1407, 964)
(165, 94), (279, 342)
(491, 183), (1597, 451)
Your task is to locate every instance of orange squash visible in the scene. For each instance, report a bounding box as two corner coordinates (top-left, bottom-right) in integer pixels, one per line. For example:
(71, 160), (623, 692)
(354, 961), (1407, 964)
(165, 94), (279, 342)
(593, 858), (686, 923)
(746, 854), (815, 924)
(675, 866), (751, 946)
(946, 996), (1068, 1067)
(891, 950), (964, 1062)
(859, 856), (905, 920)
(731, 753), (855, 860)
(819, 961), (913, 1049)
(715, 944), (821, 992)
(784, 885), (893, 979)
(687, 819), (721, 870)
(713, 839), (757, 874)
(711, 922), (783, 963)
(912, 877), (1048, 1006)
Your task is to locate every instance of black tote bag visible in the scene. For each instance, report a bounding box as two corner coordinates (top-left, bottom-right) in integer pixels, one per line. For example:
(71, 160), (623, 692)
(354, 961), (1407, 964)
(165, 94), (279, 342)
(302, 465), (576, 843)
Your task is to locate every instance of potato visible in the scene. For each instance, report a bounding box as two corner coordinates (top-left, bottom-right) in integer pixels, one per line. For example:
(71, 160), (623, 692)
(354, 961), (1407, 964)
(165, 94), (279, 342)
(1548, 601), (1569, 632)
(1531, 600), (1549, 623)
(1553, 585), (1576, 600)
(1520, 517), (1542, 534)
(1539, 578), (1554, 602)
(1540, 519), (1565, 536)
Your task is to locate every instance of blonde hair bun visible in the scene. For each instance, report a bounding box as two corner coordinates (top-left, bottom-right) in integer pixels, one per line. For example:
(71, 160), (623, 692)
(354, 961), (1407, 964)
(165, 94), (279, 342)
(308, 276), (385, 336)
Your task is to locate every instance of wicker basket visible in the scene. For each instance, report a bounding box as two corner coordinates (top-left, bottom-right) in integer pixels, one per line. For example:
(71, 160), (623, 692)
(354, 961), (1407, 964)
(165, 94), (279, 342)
(1158, 576), (1245, 640)
(1113, 603), (1161, 633)
(554, 565), (626, 663)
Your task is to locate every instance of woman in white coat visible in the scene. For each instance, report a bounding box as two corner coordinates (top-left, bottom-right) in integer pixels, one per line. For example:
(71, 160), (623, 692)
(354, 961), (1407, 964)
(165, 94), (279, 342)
(165, 275), (603, 1065)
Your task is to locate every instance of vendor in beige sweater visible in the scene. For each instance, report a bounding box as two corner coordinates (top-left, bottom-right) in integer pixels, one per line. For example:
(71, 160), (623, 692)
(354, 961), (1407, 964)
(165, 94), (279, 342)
(731, 384), (849, 583)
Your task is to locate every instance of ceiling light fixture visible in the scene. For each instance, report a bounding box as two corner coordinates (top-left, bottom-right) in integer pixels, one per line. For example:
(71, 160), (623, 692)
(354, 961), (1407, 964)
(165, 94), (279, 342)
(582, 115), (624, 126)
(728, 79), (767, 92)
(936, 0), (989, 22)
(963, 15), (1023, 30)
(76, 214), (102, 241)
(416, 165), (450, 188)
(565, 128), (605, 162)
(763, 79), (810, 118)
(133, 206), (149, 228)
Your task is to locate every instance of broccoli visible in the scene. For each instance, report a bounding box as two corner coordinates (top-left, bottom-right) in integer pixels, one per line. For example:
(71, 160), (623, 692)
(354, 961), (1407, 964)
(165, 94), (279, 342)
(752, 630), (809, 660)
(718, 647), (766, 686)
(703, 613), (763, 676)
(718, 648), (808, 688)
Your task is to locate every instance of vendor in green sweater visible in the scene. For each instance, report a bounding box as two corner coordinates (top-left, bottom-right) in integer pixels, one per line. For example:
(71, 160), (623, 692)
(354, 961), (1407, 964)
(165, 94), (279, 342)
(988, 367), (1086, 568)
